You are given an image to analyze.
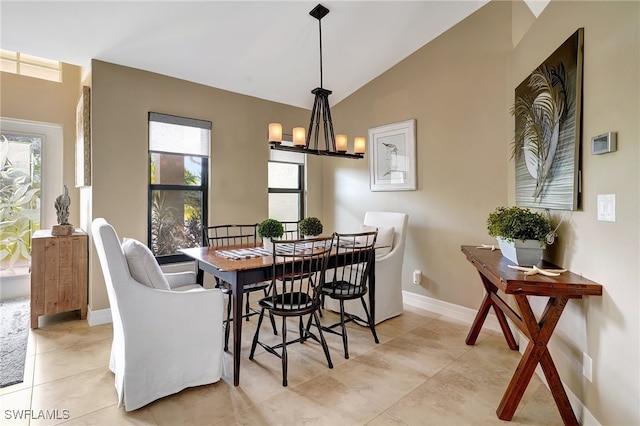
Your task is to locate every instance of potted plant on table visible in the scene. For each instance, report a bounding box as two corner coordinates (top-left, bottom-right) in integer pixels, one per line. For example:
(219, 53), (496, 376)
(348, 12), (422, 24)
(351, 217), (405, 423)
(298, 217), (323, 238)
(486, 206), (555, 266)
(258, 219), (284, 252)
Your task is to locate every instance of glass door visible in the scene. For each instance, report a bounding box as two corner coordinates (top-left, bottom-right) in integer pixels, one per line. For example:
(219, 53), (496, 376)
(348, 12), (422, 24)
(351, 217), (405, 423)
(0, 132), (41, 275)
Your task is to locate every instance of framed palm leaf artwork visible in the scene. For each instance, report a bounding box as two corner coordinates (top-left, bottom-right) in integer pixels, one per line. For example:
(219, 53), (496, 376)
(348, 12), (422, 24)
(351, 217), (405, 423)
(513, 28), (584, 211)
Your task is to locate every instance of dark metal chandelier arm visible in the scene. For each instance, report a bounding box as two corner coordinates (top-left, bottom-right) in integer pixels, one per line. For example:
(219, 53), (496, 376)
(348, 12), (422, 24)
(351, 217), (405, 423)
(318, 11), (323, 89)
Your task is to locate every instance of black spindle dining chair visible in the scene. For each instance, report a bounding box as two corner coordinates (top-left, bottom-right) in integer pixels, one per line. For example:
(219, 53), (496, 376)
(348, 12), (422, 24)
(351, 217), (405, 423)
(249, 236), (334, 386)
(316, 231), (379, 359)
(203, 224), (277, 351)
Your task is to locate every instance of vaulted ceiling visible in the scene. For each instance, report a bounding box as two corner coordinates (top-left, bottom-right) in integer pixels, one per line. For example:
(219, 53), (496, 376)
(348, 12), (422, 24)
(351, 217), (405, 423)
(1, 1), (546, 108)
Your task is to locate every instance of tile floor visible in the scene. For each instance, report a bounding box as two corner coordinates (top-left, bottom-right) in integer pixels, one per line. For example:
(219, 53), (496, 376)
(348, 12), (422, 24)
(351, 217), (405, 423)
(0, 304), (563, 425)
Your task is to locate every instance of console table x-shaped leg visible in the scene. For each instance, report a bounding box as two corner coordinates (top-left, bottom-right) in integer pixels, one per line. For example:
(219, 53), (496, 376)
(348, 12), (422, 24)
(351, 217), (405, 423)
(466, 273), (579, 426)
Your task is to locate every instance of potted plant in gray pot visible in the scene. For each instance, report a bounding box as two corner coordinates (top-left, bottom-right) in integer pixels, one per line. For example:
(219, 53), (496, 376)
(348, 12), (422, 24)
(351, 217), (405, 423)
(487, 206), (555, 266)
(258, 219), (284, 252)
(298, 216), (323, 238)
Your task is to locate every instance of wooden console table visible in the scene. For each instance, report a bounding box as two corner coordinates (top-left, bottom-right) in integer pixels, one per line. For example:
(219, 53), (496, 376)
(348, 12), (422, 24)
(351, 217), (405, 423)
(461, 245), (602, 425)
(31, 229), (88, 328)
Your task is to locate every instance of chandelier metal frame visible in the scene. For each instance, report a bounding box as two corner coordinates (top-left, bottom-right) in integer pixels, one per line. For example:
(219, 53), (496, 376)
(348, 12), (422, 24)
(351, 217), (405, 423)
(270, 4), (363, 159)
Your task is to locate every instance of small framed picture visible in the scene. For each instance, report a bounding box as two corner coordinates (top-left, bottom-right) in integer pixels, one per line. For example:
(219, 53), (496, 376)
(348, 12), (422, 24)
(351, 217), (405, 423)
(368, 119), (416, 191)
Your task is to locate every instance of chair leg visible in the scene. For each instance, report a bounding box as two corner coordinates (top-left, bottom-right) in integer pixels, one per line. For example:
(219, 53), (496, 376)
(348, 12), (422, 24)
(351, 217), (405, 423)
(245, 293), (251, 321)
(339, 300), (349, 359)
(269, 312), (278, 336)
(281, 316), (288, 387)
(313, 311), (333, 369)
(224, 294), (232, 352)
(304, 312), (313, 337)
(249, 308), (266, 360)
(360, 297), (379, 344)
(299, 317), (305, 343)
(264, 288), (278, 335)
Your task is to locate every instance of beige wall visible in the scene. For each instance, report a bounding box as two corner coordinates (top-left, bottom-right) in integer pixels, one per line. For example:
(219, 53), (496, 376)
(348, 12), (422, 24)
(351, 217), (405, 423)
(326, 0), (512, 310)
(0, 63), (82, 226)
(89, 60), (314, 310)
(511, 2), (639, 424)
(325, 1), (639, 424)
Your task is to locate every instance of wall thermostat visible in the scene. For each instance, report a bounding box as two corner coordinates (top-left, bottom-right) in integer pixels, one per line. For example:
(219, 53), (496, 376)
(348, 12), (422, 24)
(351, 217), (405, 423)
(591, 132), (617, 155)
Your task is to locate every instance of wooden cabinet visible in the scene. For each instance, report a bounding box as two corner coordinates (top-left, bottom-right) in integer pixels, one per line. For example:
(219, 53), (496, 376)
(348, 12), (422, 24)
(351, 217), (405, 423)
(30, 229), (88, 328)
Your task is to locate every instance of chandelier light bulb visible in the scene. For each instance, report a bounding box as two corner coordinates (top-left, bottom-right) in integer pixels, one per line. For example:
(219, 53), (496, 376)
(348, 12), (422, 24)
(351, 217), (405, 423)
(336, 134), (348, 152)
(354, 137), (366, 155)
(268, 123), (282, 144)
(293, 127), (306, 146)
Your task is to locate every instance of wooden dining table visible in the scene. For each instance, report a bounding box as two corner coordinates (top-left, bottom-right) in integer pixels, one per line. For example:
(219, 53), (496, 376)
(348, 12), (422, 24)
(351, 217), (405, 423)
(180, 242), (377, 386)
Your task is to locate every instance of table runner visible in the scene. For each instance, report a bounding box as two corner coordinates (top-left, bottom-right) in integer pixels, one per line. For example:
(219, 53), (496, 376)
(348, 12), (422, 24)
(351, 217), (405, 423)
(216, 242), (331, 259)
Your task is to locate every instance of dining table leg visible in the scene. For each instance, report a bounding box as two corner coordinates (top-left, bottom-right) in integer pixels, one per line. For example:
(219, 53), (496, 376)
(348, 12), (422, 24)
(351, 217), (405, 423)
(231, 279), (243, 386)
(195, 261), (205, 285)
(369, 260), (376, 326)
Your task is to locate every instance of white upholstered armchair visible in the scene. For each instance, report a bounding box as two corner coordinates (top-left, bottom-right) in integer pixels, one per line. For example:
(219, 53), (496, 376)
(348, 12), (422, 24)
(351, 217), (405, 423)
(325, 211), (409, 324)
(91, 218), (224, 411)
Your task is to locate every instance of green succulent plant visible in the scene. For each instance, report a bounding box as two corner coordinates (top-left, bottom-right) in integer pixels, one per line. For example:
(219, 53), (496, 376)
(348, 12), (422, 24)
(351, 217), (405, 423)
(298, 217), (323, 237)
(258, 219), (284, 239)
(487, 206), (554, 245)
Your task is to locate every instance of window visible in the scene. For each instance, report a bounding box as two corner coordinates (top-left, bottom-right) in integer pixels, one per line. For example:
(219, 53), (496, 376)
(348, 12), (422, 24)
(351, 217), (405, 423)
(268, 149), (305, 221)
(0, 49), (61, 82)
(148, 112), (210, 262)
(0, 132), (42, 274)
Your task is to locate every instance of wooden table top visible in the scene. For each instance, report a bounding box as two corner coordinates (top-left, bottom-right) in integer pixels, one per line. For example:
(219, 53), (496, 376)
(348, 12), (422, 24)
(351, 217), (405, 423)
(182, 241), (378, 273)
(461, 245), (603, 297)
(181, 245), (276, 272)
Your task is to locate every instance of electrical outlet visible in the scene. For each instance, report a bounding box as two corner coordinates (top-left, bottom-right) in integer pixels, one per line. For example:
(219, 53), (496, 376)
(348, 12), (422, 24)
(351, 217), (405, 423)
(583, 352), (593, 382)
(412, 270), (422, 285)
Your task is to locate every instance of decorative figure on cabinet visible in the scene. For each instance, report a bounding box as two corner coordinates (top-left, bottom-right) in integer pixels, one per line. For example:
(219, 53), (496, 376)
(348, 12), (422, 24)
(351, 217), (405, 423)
(55, 185), (71, 224)
(52, 185), (73, 236)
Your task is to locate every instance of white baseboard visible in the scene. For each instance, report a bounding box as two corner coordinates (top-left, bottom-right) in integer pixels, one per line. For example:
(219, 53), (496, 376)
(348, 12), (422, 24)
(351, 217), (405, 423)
(87, 306), (112, 326)
(403, 290), (599, 426)
(402, 290), (502, 333)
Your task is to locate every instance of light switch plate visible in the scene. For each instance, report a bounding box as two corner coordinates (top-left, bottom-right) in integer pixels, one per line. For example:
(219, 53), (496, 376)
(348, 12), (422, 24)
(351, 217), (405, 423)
(597, 194), (616, 222)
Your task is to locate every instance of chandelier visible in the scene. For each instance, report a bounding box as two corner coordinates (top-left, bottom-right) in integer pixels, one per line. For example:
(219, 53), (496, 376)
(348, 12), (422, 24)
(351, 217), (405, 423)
(268, 4), (365, 159)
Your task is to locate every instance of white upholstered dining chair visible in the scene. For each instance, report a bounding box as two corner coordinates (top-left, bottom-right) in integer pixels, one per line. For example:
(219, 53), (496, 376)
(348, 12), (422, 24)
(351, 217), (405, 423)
(324, 211), (409, 324)
(91, 218), (224, 411)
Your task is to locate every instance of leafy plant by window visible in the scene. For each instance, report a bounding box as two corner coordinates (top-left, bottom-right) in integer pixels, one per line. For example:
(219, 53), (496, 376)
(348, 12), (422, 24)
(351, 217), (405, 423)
(487, 206), (554, 245)
(150, 193), (183, 256)
(0, 135), (41, 271)
(258, 219), (284, 239)
(298, 217), (323, 237)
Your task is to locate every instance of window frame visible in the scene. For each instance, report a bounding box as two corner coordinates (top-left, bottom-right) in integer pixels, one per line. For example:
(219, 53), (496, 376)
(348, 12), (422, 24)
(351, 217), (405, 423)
(147, 112), (210, 264)
(0, 49), (62, 82)
(268, 160), (305, 221)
